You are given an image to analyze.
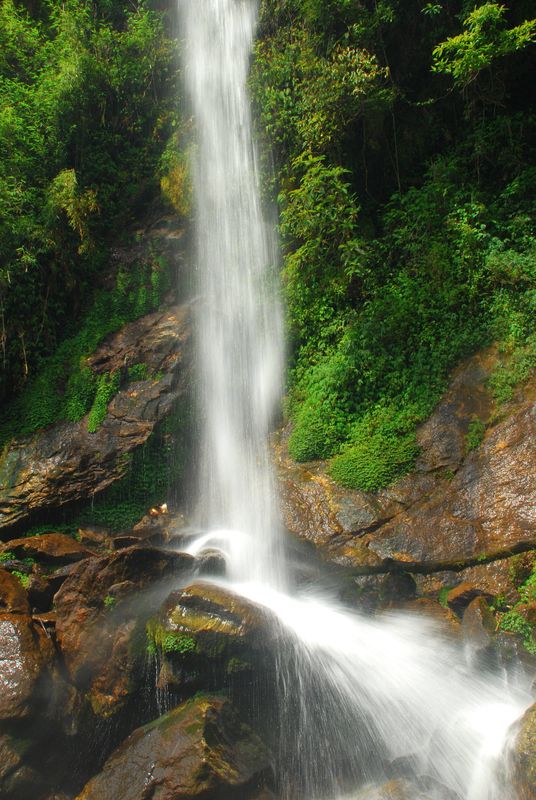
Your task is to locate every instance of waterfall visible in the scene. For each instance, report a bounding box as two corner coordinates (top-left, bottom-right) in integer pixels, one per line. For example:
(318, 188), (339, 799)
(179, 0), (286, 588)
(177, 1), (532, 798)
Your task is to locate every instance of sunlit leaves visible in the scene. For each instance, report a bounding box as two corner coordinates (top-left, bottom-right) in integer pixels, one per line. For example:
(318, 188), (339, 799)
(432, 3), (536, 86)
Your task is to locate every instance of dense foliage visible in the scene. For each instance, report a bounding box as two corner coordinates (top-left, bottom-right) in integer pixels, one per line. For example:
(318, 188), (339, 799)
(252, 0), (536, 490)
(0, 0), (180, 402)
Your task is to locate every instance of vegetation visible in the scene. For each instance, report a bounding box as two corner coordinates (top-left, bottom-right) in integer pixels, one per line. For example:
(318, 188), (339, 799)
(252, 0), (536, 490)
(0, 254), (171, 445)
(498, 561), (536, 653)
(0, 0), (180, 404)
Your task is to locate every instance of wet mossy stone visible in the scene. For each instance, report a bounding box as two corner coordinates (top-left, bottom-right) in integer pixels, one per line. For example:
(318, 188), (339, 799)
(76, 695), (273, 800)
(513, 702), (536, 800)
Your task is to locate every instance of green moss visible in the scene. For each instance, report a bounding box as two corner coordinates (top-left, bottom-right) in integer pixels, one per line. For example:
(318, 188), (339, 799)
(497, 562), (536, 654)
(127, 363), (150, 382)
(103, 595), (116, 609)
(146, 621), (197, 655)
(11, 570), (31, 589)
(465, 418), (486, 452)
(0, 551), (15, 563)
(161, 633), (196, 654)
(438, 587), (451, 609)
(87, 372), (121, 433)
(330, 431), (419, 492)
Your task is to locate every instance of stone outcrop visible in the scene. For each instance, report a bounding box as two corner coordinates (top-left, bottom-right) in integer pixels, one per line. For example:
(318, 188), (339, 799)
(148, 582), (278, 695)
(0, 533), (96, 563)
(76, 696), (273, 800)
(0, 612), (54, 720)
(54, 546), (194, 716)
(277, 352), (536, 585)
(0, 302), (191, 536)
(513, 702), (536, 800)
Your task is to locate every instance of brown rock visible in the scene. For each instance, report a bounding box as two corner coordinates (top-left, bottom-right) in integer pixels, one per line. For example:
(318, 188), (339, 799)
(0, 612), (54, 720)
(366, 399), (536, 569)
(415, 555), (522, 604)
(54, 546), (194, 716)
(415, 347), (496, 473)
(277, 355), (536, 583)
(0, 533), (95, 563)
(461, 596), (496, 651)
(446, 582), (493, 614)
(149, 582), (277, 695)
(0, 304), (191, 535)
(513, 702), (536, 800)
(75, 696), (272, 800)
(0, 567), (30, 614)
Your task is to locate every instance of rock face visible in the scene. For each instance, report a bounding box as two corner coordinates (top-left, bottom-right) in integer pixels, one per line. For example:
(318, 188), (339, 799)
(76, 696), (273, 800)
(54, 546), (194, 716)
(278, 353), (536, 581)
(0, 568), (30, 614)
(0, 302), (191, 536)
(513, 703), (536, 800)
(0, 612), (54, 720)
(148, 582), (278, 696)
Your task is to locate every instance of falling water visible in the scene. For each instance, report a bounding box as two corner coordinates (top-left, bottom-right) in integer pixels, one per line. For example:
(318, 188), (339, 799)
(179, 0), (285, 588)
(178, 1), (532, 798)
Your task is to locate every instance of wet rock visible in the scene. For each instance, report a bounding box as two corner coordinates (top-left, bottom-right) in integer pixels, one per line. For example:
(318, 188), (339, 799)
(194, 548), (227, 577)
(415, 555), (523, 604)
(114, 508), (188, 549)
(415, 347), (496, 474)
(76, 695), (272, 800)
(277, 356), (536, 583)
(54, 546), (194, 717)
(446, 582), (494, 615)
(0, 731), (32, 787)
(0, 303), (191, 536)
(149, 582), (277, 694)
(461, 596), (496, 650)
(0, 534), (96, 564)
(0, 612), (54, 720)
(0, 568), (30, 614)
(380, 573), (417, 606)
(395, 598), (460, 634)
(75, 527), (112, 550)
(513, 702), (536, 800)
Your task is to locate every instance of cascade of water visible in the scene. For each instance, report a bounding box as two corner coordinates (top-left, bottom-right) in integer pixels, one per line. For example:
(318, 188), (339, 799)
(178, 1), (532, 798)
(179, 0), (286, 588)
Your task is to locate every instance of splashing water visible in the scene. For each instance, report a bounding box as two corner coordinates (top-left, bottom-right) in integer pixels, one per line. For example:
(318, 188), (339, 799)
(178, 0), (532, 797)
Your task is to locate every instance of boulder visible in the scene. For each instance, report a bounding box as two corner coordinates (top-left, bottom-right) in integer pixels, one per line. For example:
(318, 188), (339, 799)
(513, 702), (536, 800)
(461, 596), (496, 654)
(446, 582), (494, 615)
(0, 303), (191, 536)
(0, 568), (30, 614)
(76, 696), (273, 800)
(0, 534), (96, 564)
(0, 612), (54, 720)
(148, 582), (277, 694)
(54, 546), (194, 717)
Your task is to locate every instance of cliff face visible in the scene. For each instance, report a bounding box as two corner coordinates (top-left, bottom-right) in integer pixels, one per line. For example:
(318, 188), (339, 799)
(277, 348), (536, 605)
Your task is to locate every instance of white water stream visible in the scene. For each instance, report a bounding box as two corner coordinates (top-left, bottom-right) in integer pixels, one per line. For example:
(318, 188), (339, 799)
(178, 0), (532, 797)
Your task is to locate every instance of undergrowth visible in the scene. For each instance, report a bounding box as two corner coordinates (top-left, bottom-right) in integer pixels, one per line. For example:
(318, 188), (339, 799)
(497, 560), (536, 654)
(0, 253), (171, 446)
